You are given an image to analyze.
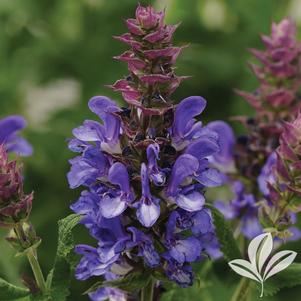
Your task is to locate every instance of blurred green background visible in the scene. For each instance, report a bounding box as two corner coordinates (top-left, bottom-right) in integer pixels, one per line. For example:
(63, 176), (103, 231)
(1, 0), (301, 300)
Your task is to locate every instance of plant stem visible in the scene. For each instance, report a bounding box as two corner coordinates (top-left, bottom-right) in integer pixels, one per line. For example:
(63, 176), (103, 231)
(141, 278), (155, 301)
(14, 223), (47, 294)
(26, 248), (47, 294)
(230, 278), (250, 301)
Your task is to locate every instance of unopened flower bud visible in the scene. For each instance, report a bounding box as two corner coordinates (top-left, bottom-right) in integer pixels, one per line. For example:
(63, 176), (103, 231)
(0, 145), (33, 227)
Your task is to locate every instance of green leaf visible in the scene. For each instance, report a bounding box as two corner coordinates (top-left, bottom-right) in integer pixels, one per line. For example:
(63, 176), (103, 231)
(48, 214), (81, 301)
(258, 263), (301, 297)
(85, 272), (151, 294)
(29, 293), (49, 301)
(161, 290), (176, 301)
(205, 204), (241, 261)
(0, 277), (30, 300)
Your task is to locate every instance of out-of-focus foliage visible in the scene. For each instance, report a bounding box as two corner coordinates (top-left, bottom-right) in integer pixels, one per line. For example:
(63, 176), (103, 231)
(1, 0), (301, 300)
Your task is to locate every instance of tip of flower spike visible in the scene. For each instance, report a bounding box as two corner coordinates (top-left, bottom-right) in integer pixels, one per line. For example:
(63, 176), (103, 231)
(135, 4), (165, 30)
(271, 18), (296, 46)
(113, 5), (188, 106)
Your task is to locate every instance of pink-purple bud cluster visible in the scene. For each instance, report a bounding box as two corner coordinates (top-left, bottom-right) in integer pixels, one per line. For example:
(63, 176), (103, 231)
(111, 4), (186, 115)
(237, 19), (301, 128)
(0, 145), (32, 227)
(212, 19), (301, 242)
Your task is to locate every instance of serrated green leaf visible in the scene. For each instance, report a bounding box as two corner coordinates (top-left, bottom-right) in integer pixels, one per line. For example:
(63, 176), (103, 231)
(205, 204), (241, 261)
(256, 263), (301, 297)
(48, 214), (81, 301)
(85, 272), (151, 294)
(0, 277), (30, 300)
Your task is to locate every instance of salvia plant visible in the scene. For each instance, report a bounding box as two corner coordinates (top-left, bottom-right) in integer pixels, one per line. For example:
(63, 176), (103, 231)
(2, 5), (301, 301)
(67, 4), (224, 299)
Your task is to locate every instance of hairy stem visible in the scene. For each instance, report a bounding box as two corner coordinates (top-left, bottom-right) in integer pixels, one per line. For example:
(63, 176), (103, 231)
(230, 277), (251, 301)
(141, 278), (155, 301)
(14, 223), (47, 294)
(26, 248), (47, 294)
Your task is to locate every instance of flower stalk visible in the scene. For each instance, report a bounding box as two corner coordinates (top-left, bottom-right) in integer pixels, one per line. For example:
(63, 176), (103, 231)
(141, 278), (155, 301)
(230, 278), (251, 301)
(14, 222), (47, 294)
(0, 144), (46, 294)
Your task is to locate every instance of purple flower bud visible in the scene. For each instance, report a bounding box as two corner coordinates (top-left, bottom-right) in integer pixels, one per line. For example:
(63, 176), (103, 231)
(0, 146), (32, 227)
(136, 163), (160, 227)
(270, 18), (296, 48)
(238, 18), (301, 123)
(146, 143), (166, 186)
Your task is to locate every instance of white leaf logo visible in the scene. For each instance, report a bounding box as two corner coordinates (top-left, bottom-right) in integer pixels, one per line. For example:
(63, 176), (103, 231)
(228, 232), (297, 297)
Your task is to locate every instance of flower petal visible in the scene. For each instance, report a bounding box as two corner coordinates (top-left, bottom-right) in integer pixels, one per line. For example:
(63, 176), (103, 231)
(169, 237), (201, 263)
(185, 137), (219, 160)
(191, 209), (213, 234)
(137, 199), (160, 227)
(175, 190), (205, 212)
(196, 168), (224, 187)
(206, 121), (235, 165)
(167, 154), (199, 196)
(0, 115), (26, 142)
(88, 96), (121, 143)
(5, 136), (33, 156)
(172, 96), (206, 140)
(73, 120), (104, 142)
(100, 195), (127, 218)
(109, 162), (131, 194)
